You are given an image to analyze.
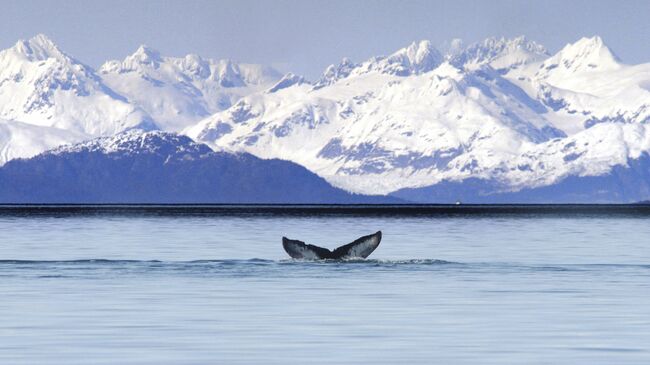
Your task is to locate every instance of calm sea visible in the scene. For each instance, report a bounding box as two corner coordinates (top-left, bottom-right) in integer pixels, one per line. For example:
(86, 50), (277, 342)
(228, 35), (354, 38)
(1, 205), (649, 364)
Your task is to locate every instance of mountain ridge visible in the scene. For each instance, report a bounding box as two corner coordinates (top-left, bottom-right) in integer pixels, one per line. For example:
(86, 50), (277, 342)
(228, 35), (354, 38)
(2, 34), (650, 203)
(187, 35), (650, 202)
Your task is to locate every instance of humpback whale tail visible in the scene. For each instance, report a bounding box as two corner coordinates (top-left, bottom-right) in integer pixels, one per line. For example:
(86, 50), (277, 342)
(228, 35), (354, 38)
(282, 231), (382, 260)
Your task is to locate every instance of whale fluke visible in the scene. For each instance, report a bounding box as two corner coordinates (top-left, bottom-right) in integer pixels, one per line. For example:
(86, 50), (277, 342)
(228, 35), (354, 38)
(282, 231), (382, 260)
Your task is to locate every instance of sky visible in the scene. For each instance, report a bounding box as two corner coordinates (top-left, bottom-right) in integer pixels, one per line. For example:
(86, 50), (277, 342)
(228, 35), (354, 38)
(2, 0), (650, 79)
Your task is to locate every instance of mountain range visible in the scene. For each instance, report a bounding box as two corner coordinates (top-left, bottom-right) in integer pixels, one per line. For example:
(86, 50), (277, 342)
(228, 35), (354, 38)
(1, 34), (650, 203)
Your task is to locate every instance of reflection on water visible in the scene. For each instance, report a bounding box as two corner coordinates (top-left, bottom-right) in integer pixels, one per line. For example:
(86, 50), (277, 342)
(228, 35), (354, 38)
(1, 207), (649, 364)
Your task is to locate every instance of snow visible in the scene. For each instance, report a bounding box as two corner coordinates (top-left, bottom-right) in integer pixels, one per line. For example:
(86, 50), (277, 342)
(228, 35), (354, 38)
(49, 129), (211, 158)
(0, 119), (87, 165)
(348, 40), (443, 77)
(98, 47), (282, 131)
(187, 35), (650, 195)
(314, 58), (357, 89)
(268, 73), (307, 93)
(0, 34), (153, 136)
(451, 36), (549, 72)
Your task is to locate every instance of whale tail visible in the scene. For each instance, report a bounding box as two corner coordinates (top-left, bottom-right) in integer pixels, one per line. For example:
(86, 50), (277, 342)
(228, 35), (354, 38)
(282, 231), (382, 260)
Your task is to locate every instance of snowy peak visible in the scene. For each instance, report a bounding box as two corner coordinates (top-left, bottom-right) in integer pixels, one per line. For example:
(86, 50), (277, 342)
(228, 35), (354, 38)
(1, 34), (91, 77)
(398, 40), (442, 73)
(452, 36), (549, 71)
(99, 44), (164, 73)
(268, 72), (307, 93)
(354, 40), (443, 76)
(214, 59), (245, 87)
(9, 34), (69, 62)
(178, 53), (211, 79)
(99, 47), (280, 86)
(321, 36), (546, 82)
(0, 34), (151, 136)
(538, 36), (620, 76)
(315, 58), (357, 88)
(133, 44), (162, 59)
(128, 45), (163, 67)
(98, 46), (281, 131)
(381, 40), (443, 75)
(561, 36), (619, 63)
(206, 59), (282, 88)
(50, 130), (213, 159)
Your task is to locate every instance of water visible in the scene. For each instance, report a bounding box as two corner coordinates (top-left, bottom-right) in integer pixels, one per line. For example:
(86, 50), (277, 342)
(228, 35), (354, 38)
(1, 206), (649, 364)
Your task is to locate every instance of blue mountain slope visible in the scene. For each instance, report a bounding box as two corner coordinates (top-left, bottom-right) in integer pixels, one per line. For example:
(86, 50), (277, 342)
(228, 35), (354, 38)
(0, 131), (399, 204)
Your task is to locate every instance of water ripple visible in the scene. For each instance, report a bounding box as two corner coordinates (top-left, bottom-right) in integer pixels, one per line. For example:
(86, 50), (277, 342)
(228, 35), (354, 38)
(1, 259), (649, 280)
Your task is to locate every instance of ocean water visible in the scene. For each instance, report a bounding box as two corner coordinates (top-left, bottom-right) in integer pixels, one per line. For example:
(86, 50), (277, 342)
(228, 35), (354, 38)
(1, 206), (649, 364)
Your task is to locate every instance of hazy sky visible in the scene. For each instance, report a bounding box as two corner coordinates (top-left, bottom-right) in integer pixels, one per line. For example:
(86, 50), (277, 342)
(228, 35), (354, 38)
(2, 0), (650, 78)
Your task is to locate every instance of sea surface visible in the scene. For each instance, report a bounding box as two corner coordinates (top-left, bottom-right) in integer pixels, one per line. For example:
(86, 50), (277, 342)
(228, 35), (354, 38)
(1, 205), (649, 364)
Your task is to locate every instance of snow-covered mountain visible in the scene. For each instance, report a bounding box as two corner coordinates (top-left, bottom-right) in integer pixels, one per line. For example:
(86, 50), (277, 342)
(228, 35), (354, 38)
(0, 34), (279, 165)
(185, 38), (561, 194)
(2, 33), (650, 202)
(497, 37), (627, 133)
(0, 130), (396, 203)
(187, 36), (650, 202)
(0, 34), (154, 165)
(99, 46), (281, 131)
(0, 34), (154, 135)
(450, 36), (549, 72)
